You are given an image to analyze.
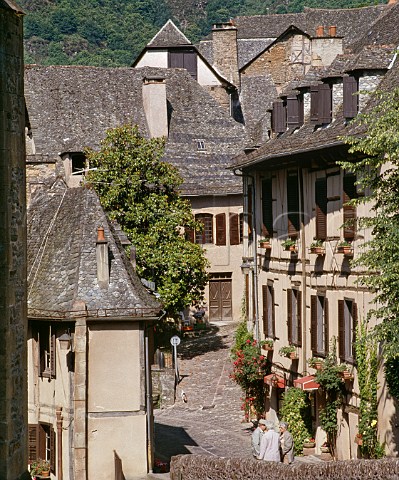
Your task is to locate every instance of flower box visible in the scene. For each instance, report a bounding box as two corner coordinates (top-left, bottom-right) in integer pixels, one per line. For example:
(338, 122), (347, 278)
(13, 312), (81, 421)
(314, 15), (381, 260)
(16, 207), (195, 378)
(340, 370), (354, 381)
(310, 246), (325, 255)
(259, 241), (272, 250)
(303, 441), (316, 448)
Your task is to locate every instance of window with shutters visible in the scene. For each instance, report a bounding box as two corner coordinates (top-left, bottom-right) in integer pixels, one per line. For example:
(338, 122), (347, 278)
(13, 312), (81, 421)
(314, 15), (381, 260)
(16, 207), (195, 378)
(262, 284), (275, 338)
(168, 49), (197, 80)
(311, 84), (332, 125)
(343, 75), (359, 119)
(195, 214), (213, 244)
(343, 173), (357, 240)
(248, 184), (253, 242)
(215, 213), (226, 246)
(287, 172), (300, 238)
(272, 101), (286, 134)
(28, 423), (56, 474)
(261, 178), (273, 238)
(287, 94), (304, 128)
(311, 295), (329, 356)
(239, 213), (244, 244)
(287, 289), (302, 347)
(35, 323), (56, 379)
(229, 213), (241, 245)
(315, 177), (327, 240)
(338, 299), (357, 363)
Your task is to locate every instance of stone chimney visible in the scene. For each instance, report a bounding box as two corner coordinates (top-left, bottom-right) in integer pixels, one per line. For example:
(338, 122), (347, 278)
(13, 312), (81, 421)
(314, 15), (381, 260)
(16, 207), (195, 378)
(312, 26), (343, 67)
(388, 0), (397, 5)
(96, 226), (109, 288)
(142, 77), (168, 138)
(211, 21), (240, 88)
(329, 26), (337, 37)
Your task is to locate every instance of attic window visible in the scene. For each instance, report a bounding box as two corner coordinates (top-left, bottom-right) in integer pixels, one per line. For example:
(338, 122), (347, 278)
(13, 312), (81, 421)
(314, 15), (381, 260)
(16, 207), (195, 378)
(343, 75), (359, 119)
(272, 101), (286, 134)
(287, 94), (304, 128)
(71, 152), (86, 175)
(196, 140), (206, 151)
(311, 84), (332, 125)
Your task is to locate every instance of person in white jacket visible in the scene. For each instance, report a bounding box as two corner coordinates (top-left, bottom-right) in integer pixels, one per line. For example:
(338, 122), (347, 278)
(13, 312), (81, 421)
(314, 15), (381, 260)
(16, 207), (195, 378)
(251, 419), (267, 457)
(258, 420), (281, 462)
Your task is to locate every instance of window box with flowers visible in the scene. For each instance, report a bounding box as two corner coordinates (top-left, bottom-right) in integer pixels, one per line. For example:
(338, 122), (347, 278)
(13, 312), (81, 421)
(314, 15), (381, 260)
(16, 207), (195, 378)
(337, 240), (353, 256)
(260, 339), (274, 351)
(338, 363), (354, 381)
(303, 438), (316, 448)
(279, 345), (297, 360)
(309, 239), (325, 255)
(259, 238), (272, 250)
(282, 238), (297, 253)
(308, 357), (324, 371)
(30, 459), (50, 477)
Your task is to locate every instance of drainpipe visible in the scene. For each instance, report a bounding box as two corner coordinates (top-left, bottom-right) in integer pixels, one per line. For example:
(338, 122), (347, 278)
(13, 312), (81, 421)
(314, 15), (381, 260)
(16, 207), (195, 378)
(298, 169), (307, 370)
(56, 407), (63, 480)
(233, 168), (260, 341)
(144, 326), (153, 474)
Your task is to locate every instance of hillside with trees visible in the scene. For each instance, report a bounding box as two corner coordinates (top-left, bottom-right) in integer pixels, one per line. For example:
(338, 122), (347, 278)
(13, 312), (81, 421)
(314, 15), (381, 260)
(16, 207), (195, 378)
(20, 0), (387, 67)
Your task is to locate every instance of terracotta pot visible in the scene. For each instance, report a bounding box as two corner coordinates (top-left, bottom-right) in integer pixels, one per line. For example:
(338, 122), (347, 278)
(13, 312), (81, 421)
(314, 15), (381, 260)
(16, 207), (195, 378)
(264, 345), (273, 351)
(289, 245), (297, 253)
(41, 471), (50, 478)
(310, 247), (325, 255)
(303, 442), (315, 448)
(289, 351), (297, 360)
(355, 435), (363, 445)
(259, 242), (271, 249)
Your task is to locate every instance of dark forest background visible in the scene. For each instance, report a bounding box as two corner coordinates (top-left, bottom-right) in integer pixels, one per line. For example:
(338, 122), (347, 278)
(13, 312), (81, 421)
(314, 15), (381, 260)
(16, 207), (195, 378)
(20, 0), (387, 67)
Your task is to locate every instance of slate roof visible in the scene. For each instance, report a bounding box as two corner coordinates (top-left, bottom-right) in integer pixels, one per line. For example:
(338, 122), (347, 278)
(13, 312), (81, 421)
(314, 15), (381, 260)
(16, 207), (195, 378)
(27, 181), (161, 319)
(25, 65), (246, 196)
(0, 0), (24, 12)
(147, 19), (192, 48)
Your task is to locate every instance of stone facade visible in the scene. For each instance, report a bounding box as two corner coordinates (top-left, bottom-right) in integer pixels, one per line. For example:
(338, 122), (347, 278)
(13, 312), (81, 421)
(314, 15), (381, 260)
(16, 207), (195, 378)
(0, 2), (29, 479)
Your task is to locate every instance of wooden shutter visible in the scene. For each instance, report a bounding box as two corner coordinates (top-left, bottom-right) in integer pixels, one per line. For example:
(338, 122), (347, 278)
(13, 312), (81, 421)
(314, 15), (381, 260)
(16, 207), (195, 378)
(297, 290), (302, 347)
(287, 95), (300, 127)
(315, 177), (327, 240)
(28, 424), (39, 463)
(50, 329), (56, 378)
(319, 83), (332, 124)
(248, 184), (253, 238)
(183, 50), (197, 80)
(352, 302), (358, 362)
(229, 213), (239, 246)
(338, 300), (345, 360)
(272, 101), (286, 134)
(271, 286), (276, 338)
(343, 174), (357, 240)
(324, 297), (329, 355)
(215, 213), (226, 246)
(287, 172), (299, 237)
(287, 289), (292, 343)
(50, 428), (56, 473)
(343, 75), (358, 119)
(310, 295), (317, 353)
(168, 50), (184, 68)
(261, 178), (273, 237)
(310, 85), (319, 123)
(262, 285), (269, 336)
(298, 94), (304, 126)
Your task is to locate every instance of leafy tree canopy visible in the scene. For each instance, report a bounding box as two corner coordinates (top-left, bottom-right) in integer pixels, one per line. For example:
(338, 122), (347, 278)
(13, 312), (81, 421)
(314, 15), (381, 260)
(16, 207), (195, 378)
(85, 124), (209, 316)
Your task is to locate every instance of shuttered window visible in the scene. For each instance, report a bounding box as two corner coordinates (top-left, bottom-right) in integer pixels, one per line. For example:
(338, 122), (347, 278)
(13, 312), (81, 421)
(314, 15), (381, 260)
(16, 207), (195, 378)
(168, 49), (197, 80)
(319, 83), (332, 124)
(261, 178), (273, 238)
(215, 213), (226, 246)
(28, 424), (39, 464)
(272, 101), (286, 134)
(195, 214), (213, 244)
(343, 173), (357, 240)
(37, 324), (56, 379)
(311, 295), (329, 356)
(262, 284), (275, 338)
(248, 184), (253, 241)
(287, 289), (301, 346)
(315, 177), (327, 240)
(287, 172), (300, 238)
(29, 423), (56, 474)
(287, 95), (304, 128)
(229, 213), (240, 245)
(343, 75), (358, 119)
(310, 85), (319, 123)
(338, 299), (357, 363)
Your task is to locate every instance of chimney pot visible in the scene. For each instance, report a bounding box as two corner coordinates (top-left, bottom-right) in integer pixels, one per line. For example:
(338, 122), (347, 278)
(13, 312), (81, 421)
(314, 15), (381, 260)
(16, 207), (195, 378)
(388, 0), (397, 4)
(329, 26), (337, 37)
(316, 25), (324, 37)
(97, 226), (105, 242)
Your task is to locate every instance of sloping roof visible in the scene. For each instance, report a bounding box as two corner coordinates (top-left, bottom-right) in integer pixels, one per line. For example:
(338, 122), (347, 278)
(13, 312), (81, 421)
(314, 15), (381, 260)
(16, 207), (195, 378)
(24, 65), (246, 196)
(0, 0), (24, 12)
(27, 181), (160, 319)
(147, 19), (192, 48)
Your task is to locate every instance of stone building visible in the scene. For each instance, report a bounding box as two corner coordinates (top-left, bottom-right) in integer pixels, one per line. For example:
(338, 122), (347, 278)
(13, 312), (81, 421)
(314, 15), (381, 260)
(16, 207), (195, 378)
(27, 182), (161, 479)
(0, 1), (29, 479)
(230, 1), (399, 460)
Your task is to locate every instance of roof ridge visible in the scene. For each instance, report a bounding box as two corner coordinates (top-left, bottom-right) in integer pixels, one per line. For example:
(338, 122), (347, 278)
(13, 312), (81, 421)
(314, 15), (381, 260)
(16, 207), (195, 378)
(148, 19), (192, 47)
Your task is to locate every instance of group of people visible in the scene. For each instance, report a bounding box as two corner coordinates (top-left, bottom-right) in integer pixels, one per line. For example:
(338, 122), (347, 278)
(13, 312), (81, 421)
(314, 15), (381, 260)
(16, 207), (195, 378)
(251, 420), (294, 464)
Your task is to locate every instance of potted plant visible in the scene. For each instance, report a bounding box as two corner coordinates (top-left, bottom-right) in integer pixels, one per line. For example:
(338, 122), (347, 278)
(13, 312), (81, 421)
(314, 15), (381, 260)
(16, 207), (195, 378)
(338, 363), (354, 380)
(278, 345), (297, 360)
(308, 357), (324, 370)
(320, 442), (330, 453)
(259, 238), (272, 250)
(303, 437), (316, 448)
(260, 339), (274, 351)
(282, 238), (297, 253)
(30, 459), (50, 477)
(337, 240), (353, 256)
(309, 239), (325, 255)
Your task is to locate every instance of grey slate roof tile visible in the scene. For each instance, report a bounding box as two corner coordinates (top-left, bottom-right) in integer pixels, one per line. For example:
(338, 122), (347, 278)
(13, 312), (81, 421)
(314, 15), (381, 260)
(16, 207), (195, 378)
(148, 19), (192, 47)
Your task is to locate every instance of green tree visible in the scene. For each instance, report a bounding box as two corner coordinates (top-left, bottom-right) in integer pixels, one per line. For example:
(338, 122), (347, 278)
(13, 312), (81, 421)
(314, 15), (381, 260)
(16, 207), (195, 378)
(340, 86), (399, 359)
(85, 124), (209, 316)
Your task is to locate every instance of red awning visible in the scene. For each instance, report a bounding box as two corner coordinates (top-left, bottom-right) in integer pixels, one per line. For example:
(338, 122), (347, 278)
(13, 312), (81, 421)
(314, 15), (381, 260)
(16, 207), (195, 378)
(264, 373), (286, 389)
(294, 375), (320, 391)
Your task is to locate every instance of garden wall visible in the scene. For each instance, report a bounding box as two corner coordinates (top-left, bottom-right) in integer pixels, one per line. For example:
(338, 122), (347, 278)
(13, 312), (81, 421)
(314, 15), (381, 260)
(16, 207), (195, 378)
(170, 455), (399, 480)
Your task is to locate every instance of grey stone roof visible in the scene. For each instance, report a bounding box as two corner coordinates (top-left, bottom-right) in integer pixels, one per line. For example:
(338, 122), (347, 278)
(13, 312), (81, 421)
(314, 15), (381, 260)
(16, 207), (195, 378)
(0, 0), (23, 12)
(27, 181), (160, 319)
(147, 19), (192, 48)
(25, 65), (246, 196)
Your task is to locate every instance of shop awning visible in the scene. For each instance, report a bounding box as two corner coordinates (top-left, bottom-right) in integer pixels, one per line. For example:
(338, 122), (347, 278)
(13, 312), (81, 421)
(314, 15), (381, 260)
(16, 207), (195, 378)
(264, 373), (286, 389)
(294, 375), (320, 391)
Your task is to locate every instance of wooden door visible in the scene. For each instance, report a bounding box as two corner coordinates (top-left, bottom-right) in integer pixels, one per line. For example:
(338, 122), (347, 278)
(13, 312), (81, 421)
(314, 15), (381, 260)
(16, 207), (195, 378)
(209, 280), (232, 321)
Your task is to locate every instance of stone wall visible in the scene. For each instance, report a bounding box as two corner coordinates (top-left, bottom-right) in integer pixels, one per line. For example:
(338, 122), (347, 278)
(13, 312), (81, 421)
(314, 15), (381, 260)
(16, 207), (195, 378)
(0, 4), (29, 479)
(170, 455), (399, 480)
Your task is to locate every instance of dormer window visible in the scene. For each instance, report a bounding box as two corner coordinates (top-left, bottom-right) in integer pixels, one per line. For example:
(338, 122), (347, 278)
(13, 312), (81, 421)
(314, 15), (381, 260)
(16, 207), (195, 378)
(311, 83), (332, 125)
(196, 140), (206, 151)
(343, 75), (359, 119)
(287, 94), (304, 128)
(168, 48), (198, 80)
(271, 100), (286, 134)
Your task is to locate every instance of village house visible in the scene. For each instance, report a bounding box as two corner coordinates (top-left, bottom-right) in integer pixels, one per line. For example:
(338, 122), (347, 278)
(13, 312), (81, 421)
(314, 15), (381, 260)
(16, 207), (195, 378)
(230, 0), (399, 460)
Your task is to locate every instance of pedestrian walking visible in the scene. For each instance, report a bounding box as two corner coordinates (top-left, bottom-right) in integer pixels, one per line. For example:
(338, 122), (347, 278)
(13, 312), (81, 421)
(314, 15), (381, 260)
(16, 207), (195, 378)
(258, 420), (280, 462)
(279, 421), (294, 464)
(251, 419), (267, 457)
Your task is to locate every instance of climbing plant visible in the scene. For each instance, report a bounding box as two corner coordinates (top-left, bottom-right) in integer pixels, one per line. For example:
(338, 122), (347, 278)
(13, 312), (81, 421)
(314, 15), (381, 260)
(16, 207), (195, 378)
(355, 318), (384, 458)
(280, 387), (312, 455)
(385, 356), (399, 400)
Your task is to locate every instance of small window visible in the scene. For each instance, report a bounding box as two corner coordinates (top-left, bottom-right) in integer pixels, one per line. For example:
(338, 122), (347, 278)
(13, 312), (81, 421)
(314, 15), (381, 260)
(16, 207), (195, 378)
(70, 152), (86, 175)
(287, 289), (302, 347)
(28, 423), (56, 474)
(343, 173), (357, 240)
(315, 177), (327, 240)
(229, 213), (240, 246)
(36, 324), (56, 379)
(272, 101), (286, 134)
(287, 94), (304, 128)
(261, 178), (273, 238)
(196, 140), (206, 151)
(262, 284), (275, 338)
(343, 75), (359, 119)
(287, 171), (300, 238)
(311, 295), (329, 356)
(195, 214), (213, 244)
(338, 299), (357, 363)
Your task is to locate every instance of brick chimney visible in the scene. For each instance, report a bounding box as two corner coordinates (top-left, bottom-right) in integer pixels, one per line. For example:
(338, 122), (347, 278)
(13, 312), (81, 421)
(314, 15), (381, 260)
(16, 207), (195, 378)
(142, 76), (168, 138)
(96, 226), (109, 288)
(388, 0), (397, 4)
(211, 21), (240, 88)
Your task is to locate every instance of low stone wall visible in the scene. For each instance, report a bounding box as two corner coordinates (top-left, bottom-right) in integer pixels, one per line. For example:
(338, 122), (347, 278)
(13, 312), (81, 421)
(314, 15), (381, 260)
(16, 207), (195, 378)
(170, 455), (399, 480)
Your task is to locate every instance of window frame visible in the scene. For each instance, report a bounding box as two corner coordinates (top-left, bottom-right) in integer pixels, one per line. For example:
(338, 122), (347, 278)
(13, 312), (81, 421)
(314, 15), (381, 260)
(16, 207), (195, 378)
(311, 294), (329, 356)
(315, 177), (327, 240)
(338, 298), (357, 364)
(195, 213), (213, 245)
(36, 323), (56, 379)
(287, 288), (302, 347)
(262, 283), (275, 339)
